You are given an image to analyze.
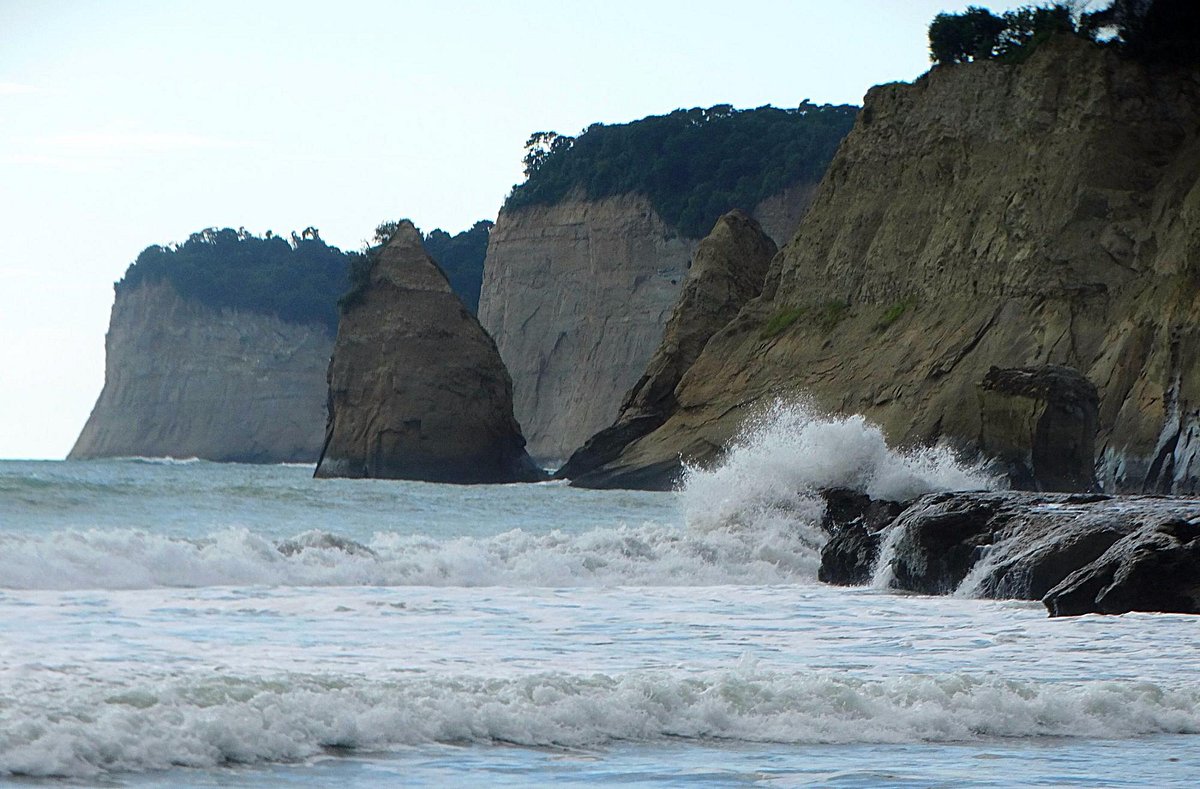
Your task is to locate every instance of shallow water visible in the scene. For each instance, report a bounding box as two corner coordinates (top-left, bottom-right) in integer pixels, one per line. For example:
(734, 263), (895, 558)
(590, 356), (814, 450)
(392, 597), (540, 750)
(1, 451), (1198, 786)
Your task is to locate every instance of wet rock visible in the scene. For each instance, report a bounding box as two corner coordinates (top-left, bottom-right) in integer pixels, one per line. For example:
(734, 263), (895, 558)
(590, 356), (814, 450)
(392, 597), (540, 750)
(1043, 519), (1200, 616)
(817, 488), (907, 586)
(871, 490), (1200, 615)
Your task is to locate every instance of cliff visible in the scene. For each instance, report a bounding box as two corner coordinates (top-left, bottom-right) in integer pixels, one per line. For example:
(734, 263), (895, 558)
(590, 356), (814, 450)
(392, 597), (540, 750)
(478, 191), (813, 461)
(583, 36), (1200, 492)
(560, 210), (778, 487)
(70, 281), (331, 462)
(315, 221), (542, 484)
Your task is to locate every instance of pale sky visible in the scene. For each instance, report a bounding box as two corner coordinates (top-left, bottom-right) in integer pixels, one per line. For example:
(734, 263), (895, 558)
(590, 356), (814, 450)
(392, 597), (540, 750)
(0, 0), (1030, 459)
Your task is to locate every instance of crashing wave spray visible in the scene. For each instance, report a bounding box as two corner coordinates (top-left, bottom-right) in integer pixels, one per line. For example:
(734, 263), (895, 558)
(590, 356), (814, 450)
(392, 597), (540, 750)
(681, 401), (1000, 573)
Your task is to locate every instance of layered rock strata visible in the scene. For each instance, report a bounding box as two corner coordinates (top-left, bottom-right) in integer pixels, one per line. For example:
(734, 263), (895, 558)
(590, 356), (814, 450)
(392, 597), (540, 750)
(70, 281), (331, 462)
(586, 37), (1200, 493)
(478, 191), (814, 462)
(315, 221), (543, 484)
(560, 210), (778, 488)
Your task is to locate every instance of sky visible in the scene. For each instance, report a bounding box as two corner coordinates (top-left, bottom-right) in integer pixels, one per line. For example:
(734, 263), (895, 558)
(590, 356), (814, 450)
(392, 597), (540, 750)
(0, 0), (1032, 460)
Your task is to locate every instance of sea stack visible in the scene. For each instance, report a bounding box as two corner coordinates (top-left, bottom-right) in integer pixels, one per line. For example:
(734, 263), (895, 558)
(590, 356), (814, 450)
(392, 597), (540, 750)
(315, 221), (544, 484)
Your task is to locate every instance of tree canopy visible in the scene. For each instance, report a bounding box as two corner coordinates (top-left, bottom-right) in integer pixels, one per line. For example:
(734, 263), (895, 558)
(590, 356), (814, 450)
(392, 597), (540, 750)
(506, 102), (858, 239)
(422, 220), (492, 314)
(929, 0), (1200, 66)
(117, 227), (356, 333)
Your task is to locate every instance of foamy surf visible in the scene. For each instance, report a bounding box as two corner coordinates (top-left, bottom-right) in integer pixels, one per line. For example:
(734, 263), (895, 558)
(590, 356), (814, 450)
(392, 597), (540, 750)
(680, 400), (1000, 537)
(0, 520), (824, 590)
(3, 670), (1197, 778)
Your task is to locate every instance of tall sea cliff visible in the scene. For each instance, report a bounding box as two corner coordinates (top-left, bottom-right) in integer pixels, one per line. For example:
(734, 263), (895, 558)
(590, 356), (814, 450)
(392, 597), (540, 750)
(70, 281), (331, 462)
(479, 105), (852, 460)
(579, 36), (1200, 492)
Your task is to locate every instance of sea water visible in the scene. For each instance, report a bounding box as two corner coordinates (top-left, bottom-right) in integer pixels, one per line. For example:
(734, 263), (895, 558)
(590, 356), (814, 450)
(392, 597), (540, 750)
(2, 405), (1199, 787)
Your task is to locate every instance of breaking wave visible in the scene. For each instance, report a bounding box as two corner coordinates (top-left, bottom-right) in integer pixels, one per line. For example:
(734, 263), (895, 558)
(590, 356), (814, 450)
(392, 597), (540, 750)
(0, 521), (820, 590)
(680, 400), (1000, 535)
(4, 669), (1197, 777)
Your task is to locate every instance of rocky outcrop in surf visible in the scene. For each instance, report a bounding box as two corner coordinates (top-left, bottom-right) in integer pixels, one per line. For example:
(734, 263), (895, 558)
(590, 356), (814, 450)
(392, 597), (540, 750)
(560, 210), (778, 489)
(582, 36), (1200, 493)
(849, 489), (1200, 617)
(70, 281), (332, 463)
(315, 221), (543, 484)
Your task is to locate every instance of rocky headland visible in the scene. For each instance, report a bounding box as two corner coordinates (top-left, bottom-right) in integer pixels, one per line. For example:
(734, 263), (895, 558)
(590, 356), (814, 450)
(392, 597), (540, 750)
(559, 209), (779, 488)
(316, 221), (543, 484)
(70, 281), (332, 463)
(566, 35), (1200, 494)
(479, 105), (855, 461)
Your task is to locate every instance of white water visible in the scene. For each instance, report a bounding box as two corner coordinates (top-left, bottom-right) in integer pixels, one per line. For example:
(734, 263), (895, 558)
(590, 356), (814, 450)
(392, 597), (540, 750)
(2, 406), (1198, 786)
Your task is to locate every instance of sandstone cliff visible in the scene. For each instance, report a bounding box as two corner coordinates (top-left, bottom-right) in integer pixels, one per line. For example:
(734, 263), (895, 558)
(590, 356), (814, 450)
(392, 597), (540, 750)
(70, 281), (331, 462)
(588, 36), (1200, 492)
(560, 210), (778, 488)
(315, 221), (542, 484)
(478, 191), (813, 461)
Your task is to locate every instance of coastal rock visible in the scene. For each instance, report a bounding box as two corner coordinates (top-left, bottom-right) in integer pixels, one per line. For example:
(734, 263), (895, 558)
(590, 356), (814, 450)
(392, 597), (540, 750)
(978, 365), (1099, 492)
(817, 488), (908, 586)
(562, 210), (778, 488)
(478, 190), (815, 464)
(586, 36), (1200, 493)
(870, 489), (1200, 615)
(70, 281), (331, 463)
(315, 221), (543, 484)
(1043, 518), (1200, 616)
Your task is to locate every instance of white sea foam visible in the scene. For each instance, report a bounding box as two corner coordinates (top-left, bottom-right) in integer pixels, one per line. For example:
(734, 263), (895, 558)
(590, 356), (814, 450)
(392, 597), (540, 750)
(681, 401), (999, 536)
(3, 669), (1197, 777)
(0, 520), (823, 590)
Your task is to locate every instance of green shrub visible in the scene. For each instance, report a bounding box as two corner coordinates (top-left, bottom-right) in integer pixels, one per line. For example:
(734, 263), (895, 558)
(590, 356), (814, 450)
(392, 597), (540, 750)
(875, 298), (915, 332)
(759, 306), (809, 340)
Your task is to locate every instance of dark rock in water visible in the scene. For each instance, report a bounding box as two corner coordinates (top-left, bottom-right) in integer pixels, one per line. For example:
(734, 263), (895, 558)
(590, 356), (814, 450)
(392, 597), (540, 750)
(315, 221), (545, 484)
(977, 365), (1099, 492)
(817, 488), (908, 586)
(872, 489), (1200, 615)
(1043, 519), (1200, 616)
(883, 492), (1005, 595)
(562, 210), (777, 489)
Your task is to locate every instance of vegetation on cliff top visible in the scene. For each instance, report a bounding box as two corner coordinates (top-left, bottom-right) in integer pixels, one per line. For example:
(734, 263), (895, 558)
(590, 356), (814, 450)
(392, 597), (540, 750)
(929, 0), (1199, 66)
(507, 102), (859, 239)
(118, 228), (356, 333)
(121, 222), (491, 330)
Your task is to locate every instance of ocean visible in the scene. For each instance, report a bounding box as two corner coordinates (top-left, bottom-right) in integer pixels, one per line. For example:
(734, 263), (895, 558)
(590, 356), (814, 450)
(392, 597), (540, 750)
(2, 406), (1199, 787)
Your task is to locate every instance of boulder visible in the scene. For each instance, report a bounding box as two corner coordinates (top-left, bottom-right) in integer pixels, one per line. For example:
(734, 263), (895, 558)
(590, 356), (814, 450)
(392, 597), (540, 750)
(869, 489), (1200, 615)
(1043, 518), (1200, 616)
(315, 221), (544, 484)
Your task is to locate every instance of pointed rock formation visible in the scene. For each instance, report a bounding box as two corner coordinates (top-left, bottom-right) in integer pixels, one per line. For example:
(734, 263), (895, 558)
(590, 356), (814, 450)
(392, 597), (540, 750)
(560, 210), (777, 489)
(315, 221), (544, 484)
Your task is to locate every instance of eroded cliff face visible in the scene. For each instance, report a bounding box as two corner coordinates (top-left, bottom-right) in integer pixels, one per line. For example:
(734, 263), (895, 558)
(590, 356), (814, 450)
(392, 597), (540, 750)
(478, 190), (815, 461)
(70, 281), (331, 462)
(315, 222), (542, 484)
(560, 210), (778, 488)
(597, 36), (1200, 492)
